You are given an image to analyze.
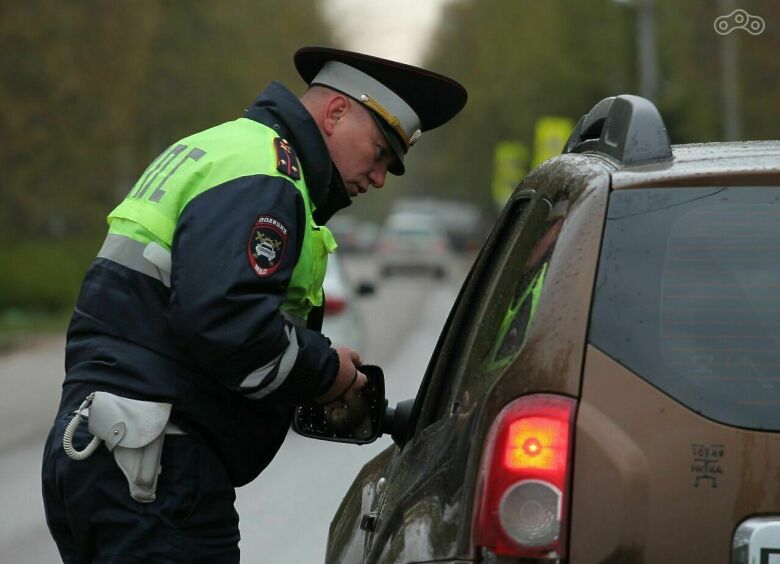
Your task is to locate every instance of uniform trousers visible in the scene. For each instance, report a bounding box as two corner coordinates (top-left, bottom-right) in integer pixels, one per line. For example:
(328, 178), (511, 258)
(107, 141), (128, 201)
(41, 411), (241, 563)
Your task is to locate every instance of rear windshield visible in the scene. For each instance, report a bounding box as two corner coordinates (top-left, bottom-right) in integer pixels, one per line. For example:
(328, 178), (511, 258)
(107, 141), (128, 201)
(589, 187), (780, 430)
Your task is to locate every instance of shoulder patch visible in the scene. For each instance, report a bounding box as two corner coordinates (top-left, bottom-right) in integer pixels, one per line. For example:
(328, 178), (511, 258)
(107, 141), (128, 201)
(274, 137), (301, 180)
(248, 215), (288, 277)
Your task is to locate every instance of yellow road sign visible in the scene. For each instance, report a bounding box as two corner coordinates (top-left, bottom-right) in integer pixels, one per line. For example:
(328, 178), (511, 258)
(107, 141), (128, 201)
(532, 117), (575, 168)
(492, 141), (528, 210)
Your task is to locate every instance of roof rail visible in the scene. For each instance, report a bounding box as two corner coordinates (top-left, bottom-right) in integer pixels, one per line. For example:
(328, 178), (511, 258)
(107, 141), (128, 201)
(563, 95), (672, 164)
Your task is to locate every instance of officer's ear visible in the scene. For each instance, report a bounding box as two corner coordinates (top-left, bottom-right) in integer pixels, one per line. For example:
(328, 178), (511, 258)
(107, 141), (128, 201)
(322, 94), (350, 136)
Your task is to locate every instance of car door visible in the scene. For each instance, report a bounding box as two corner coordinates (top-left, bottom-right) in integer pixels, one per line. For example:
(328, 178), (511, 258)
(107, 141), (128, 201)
(357, 184), (568, 563)
(324, 190), (539, 564)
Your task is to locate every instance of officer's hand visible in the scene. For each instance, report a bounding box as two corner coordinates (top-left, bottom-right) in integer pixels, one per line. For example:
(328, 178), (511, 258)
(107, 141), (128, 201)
(316, 347), (370, 432)
(316, 346), (367, 405)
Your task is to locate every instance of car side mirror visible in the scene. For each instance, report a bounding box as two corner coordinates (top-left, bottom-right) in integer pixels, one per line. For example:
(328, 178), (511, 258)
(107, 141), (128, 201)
(292, 365), (415, 448)
(355, 281), (375, 296)
(293, 365), (386, 444)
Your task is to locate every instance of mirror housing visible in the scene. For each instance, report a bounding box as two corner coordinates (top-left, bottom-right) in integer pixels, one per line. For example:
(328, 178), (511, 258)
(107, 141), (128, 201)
(382, 399), (415, 448)
(292, 365), (415, 448)
(356, 281), (375, 297)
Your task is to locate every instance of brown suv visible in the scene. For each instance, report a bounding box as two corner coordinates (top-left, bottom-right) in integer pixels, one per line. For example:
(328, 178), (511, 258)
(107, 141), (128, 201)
(297, 95), (780, 563)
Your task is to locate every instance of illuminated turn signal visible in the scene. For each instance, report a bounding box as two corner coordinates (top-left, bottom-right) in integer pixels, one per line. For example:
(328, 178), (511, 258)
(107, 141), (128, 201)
(522, 437), (541, 456)
(505, 414), (569, 472)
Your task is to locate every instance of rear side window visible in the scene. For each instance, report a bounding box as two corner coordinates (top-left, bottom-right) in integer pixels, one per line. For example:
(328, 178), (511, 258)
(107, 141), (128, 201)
(590, 187), (780, 430)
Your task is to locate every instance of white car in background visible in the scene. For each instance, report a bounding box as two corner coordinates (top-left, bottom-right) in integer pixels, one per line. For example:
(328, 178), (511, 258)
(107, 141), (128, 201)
(377, 212), (452, 279)
(390, 197), (486, 253)
(322, 252), (372, 351)
(327, 215), (379, 254)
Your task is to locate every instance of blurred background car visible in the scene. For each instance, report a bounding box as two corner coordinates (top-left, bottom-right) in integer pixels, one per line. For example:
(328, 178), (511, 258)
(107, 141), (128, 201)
(327, 215), (380, 255)
(390, 197), (486, 253)
(322, 252), (374, 351)
(376, 211), (452, 279)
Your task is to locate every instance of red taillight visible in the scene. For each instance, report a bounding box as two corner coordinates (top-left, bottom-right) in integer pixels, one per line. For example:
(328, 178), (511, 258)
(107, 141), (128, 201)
(472, 394), (576, 560)
(324, 296), (346, 315)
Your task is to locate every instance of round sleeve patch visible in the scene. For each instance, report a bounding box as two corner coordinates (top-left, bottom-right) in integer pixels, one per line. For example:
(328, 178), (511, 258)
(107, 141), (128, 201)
(248, 215), (288, 277)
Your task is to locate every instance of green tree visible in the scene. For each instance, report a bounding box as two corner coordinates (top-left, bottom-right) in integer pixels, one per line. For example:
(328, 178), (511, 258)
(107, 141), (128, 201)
(0, 1), (334, 313)
(401, 0), (779, 214)
(401, 0), (634, 212)
(0, 1), (162, 238)
(0, 0), (333, 241)
(653, 0), (780, 142)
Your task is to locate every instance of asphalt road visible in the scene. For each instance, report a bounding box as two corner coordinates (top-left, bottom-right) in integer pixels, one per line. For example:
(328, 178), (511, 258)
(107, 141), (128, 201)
(0, 254), (471, 563)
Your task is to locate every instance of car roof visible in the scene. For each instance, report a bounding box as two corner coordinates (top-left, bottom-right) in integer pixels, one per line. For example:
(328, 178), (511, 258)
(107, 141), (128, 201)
(562, 95), (779, 190)
(610, 141), (780, 189)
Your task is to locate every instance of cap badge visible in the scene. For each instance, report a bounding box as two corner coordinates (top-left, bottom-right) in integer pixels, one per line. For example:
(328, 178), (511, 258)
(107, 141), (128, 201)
(359, 94), (409, 150)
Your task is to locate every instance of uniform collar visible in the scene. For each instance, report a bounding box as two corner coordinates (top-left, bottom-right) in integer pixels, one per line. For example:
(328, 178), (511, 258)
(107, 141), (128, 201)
(242, 82), (352, 224)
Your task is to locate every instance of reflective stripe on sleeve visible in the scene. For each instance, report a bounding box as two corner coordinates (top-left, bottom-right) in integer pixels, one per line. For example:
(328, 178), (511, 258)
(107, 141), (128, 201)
(97, 234), (172, 287)
(239, 352), (283, 389)
(243, 326), (300, 400)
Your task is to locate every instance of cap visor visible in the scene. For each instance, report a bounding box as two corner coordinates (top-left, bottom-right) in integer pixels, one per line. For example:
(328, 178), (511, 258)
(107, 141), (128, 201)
(368, 110), (405, 176)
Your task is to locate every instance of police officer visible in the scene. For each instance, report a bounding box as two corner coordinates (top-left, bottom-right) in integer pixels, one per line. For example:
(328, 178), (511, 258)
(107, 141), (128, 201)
(41, 46), (467, 562)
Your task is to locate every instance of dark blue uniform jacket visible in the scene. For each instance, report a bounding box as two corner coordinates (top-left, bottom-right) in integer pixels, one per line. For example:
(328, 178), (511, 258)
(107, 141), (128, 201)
(60, 82), (352, 486)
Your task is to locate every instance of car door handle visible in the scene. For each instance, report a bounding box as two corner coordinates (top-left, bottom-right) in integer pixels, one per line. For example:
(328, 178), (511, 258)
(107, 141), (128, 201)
(360, 511), (379, 532)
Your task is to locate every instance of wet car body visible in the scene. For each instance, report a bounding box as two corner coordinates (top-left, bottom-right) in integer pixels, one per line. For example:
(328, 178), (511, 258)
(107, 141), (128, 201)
(325, 96), (780, 564)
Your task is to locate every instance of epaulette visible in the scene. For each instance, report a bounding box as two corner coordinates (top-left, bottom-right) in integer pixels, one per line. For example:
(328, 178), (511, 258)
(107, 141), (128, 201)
(274, 137), (301, 181)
